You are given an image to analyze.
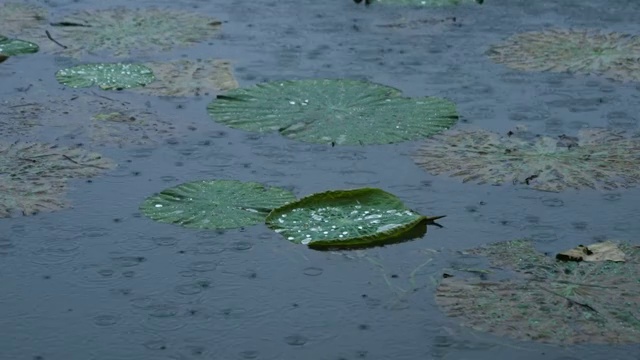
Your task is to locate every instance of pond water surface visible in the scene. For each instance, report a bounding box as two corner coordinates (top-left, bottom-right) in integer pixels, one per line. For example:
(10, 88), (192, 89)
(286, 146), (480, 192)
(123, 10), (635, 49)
(1, 0), (640, 359)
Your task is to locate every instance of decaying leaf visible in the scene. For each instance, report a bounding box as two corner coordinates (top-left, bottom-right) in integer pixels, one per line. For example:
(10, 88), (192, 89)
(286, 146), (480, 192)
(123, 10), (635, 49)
(413, 127), (640, 192)
(47, 7), (222, 57)
(557, 241), (626, 262)
(487, 29), (640, 82)
(0, 93), (181, 147)
(436, 239), (640, 344)
(0, 2), (48, 36)
(133, 59), (238, 97)
(0, 142), (115, 217)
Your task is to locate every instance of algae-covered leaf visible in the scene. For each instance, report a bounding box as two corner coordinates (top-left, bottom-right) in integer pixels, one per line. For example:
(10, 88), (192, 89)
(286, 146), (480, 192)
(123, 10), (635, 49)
(0, 35), (38, 55)
(436, 239), (640, 344)
(557, 241), (626, 263)
(487, 29), (640, 82)
(371, 0), (481, 6)
(56, 63), (155, 90)
(133, 59), (238, 97)
(265, 188), (437, 249)
(140, 180), (297, 230)
(207, 79), (458, 145)
(0, 142), (115, 217)
(49, 7), (221, 58)
(413, 127), (640, 192)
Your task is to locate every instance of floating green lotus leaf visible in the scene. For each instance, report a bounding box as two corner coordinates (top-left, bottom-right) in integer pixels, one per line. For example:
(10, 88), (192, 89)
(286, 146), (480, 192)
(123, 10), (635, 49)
(56, 63), (155, 90)
(0, 142), (115, 217)
(372, 0), (481, 6)
(0, 35), (38, 55)
(413, 127), (640, 192)
(266, 188), (436, 249)
(133, 59), (238, 97)
(436, 239), (640, 344)
(207, 79), (458, 145)
(50, 7), (221, 57)
(0, 2), (48, 36)
(140, 180), (297, 230)
(487, 29), (640, 82)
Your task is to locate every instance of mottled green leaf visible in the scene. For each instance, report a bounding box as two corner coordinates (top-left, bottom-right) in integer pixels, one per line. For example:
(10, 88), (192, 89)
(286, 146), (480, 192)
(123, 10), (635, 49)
(0, 35), (38, 55)
(436, 240), (640, 344)
(140, 180), (296, 230)
(266, 188), (437, 249)
(55, 63), (155, 90)
(488, 29), (640, 82)
(208, 79), (458, 145)
(413, 127), (640, 192)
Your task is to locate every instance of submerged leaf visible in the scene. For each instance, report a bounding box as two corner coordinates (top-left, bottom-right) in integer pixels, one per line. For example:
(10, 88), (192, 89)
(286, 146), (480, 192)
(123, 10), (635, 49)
(0, 142), (115, 217)
(48, 7), (221, 57)
(372, 0), (481, 6)
(0, 2), (48, 36)
(133, 59), (238, 97)
(436, 240), (640, 344)
(0, 35), (39, 55)
(140, 180), (296, 230)
(265, 188), (435, 249)
(487, 29), (640, 82)
(208, 79), (458, 145)
(56, 63), (155, 90)
(413, 127), (640, 192)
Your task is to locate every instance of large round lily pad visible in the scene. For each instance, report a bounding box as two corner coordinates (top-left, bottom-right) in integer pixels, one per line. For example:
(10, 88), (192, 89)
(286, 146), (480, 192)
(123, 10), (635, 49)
(48, 7), (222, 57)
(0, 35), (38, 55)
(140, 180), (297, 230)
(133, 59), (238, 97)
(0, 142), (115, 217)
(487, 29), (640, 82)
(266, 188), (438, 249)
(56, 63), (155, 90)
(436, 239), (640, 344)
(413, 127), (640, 192)
(207, 79), (458, 145)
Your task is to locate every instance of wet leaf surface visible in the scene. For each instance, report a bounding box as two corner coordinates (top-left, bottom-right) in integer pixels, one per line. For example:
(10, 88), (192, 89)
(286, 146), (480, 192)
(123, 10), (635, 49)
(266, 188), (435, 249)
(208, 79), (458, 145)
(140, 179), (297, 230)
(56, 63), (155, 90)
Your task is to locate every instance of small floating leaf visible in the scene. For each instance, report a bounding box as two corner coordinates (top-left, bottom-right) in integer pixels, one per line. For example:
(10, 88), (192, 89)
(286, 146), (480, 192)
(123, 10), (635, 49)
(487, 29), (640, 82)
(208, 79), (458, 145)
(55, 63), (155, 90)
(0, 35), (39, 55)
(436, 239), (640, 344)
(266, 188), (437, 249)
(413, 127), (640, 192)
(140, 180), (296, 230)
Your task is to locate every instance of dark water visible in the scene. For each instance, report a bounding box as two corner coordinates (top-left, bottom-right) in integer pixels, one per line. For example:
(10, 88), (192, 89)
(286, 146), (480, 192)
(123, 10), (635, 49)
(2, 0), (640, 359)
